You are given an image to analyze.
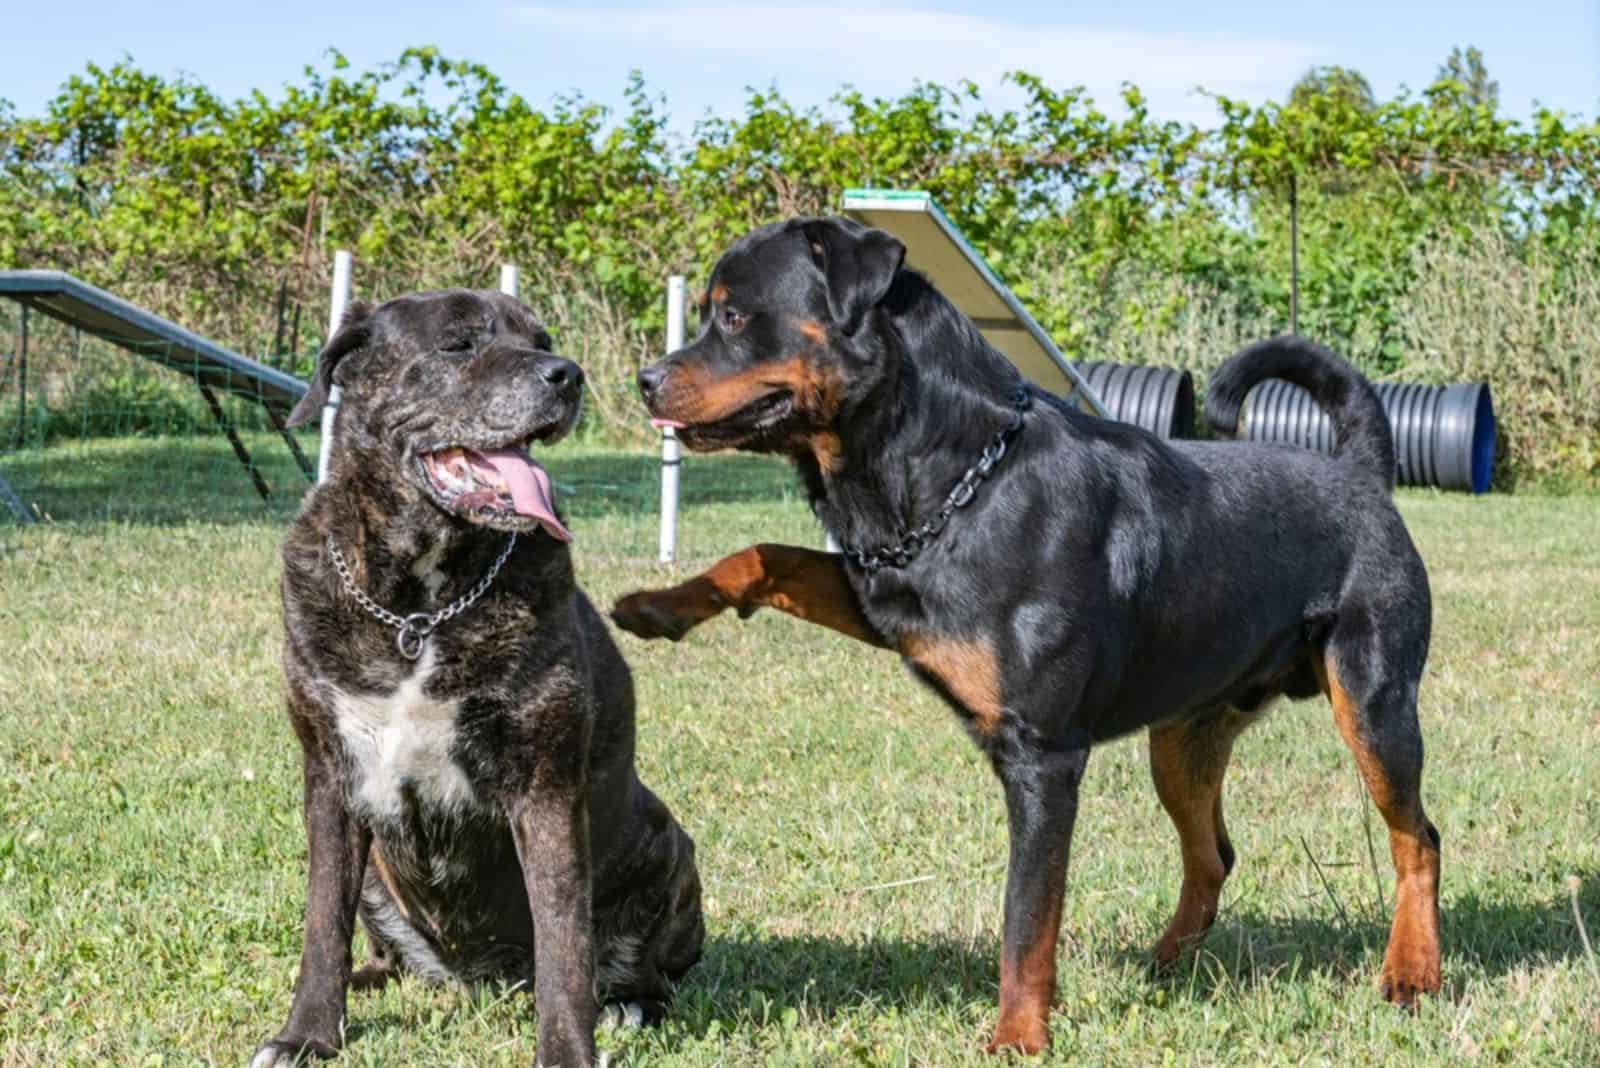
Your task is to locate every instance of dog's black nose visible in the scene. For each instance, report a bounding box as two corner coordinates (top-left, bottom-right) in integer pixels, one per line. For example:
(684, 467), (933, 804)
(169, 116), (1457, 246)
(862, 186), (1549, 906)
(637, 362), (669, 400)
(536, 356), (583, 392)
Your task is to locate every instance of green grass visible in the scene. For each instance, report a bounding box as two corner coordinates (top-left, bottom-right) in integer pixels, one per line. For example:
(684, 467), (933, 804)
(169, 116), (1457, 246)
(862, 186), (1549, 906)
(2, 441), (1598, 1066)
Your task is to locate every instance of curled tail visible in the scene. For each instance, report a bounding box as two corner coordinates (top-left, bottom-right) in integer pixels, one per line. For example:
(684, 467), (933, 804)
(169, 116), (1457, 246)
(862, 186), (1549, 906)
(1205, 335), (1395, 488)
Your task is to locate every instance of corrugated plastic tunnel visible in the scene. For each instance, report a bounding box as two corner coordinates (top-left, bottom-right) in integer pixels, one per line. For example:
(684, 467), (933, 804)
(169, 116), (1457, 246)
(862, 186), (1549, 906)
(1073, 361), (1196, 440)
(1238, 379), (1496, 493)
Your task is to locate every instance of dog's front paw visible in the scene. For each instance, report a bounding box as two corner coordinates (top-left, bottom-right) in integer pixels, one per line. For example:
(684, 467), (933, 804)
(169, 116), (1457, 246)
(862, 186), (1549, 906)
(250, 1035), (339, 1067)
(611, 591), (702, 641)
(985, 1013), (1050, 1056)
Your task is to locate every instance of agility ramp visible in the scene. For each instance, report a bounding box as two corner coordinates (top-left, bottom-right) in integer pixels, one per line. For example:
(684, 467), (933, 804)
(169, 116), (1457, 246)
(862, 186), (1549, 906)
(0, 271), (314, 522)
(841, 189), (1107, 418)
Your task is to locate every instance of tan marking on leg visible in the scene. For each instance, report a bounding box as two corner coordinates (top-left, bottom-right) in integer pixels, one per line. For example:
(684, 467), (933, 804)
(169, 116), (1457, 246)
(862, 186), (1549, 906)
(613, 544), (888, 647)
(899, 634), (1003, 737)
(1318, 656), (1442, 1006)
(1148, 723), (1235, 965)
(988, 894), (1059, 1054)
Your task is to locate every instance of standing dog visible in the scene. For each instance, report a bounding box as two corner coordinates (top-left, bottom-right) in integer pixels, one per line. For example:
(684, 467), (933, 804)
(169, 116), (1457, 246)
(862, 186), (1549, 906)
(253, 290), (703, 1068)
(612, 218), (1440, 1054)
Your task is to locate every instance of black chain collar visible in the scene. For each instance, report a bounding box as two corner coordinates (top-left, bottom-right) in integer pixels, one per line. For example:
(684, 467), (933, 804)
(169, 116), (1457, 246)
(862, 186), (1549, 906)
(838, 388), (1032, 574)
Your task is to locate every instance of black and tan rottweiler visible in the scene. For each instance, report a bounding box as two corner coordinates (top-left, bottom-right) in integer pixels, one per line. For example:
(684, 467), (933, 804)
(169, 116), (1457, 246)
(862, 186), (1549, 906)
(611, 218), (1440, 1055)
(253, 290), (703, 1068)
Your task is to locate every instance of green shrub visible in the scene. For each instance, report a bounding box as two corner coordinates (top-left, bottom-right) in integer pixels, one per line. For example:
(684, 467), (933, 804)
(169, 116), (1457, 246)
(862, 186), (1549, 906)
(2, 52), (1596, 484)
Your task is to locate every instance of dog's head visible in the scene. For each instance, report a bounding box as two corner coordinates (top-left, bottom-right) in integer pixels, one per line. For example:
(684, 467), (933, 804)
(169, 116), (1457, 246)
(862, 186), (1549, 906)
(635, 217), (905, 469)
(287, 289), (582, 539)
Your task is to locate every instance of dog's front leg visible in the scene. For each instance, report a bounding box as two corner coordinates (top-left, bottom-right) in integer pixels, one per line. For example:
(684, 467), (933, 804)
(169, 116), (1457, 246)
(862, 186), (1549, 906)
(986, 742), (1090, 1056)
(252, 745), (371, 1066)
(508, 765), (598, 1068)
(612, 543), (889, 647)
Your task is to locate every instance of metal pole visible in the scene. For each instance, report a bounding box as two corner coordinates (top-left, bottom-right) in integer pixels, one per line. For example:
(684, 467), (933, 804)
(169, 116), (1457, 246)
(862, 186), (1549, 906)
(499, 263), (519, 298)
(271, 278), (288, 369)
(658, 275), (685, 564)
(316, 250), (353, 484)
(1288, 172), (1300, 336)
(199, 384), (272, 501)
(16, 305), (27, 447)
(1, 303), (34, 521)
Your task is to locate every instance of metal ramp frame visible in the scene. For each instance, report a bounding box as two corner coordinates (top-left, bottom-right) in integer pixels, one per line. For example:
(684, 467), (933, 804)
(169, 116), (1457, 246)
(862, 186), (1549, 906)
(841, 188), (1107, 418)
(0, 270), (313, 520)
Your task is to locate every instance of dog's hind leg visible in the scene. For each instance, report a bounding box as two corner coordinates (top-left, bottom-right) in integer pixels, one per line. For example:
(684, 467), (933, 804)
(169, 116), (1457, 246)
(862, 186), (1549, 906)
(1147, 713), (1248, 967)
(350, 849), (408, 992)
(1317, 628), (1441, 1007)
(594, 789), (705, 1024)
(349, 932), (399, 992)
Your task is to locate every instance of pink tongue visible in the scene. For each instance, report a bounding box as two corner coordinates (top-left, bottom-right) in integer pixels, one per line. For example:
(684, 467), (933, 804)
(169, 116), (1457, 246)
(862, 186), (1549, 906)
(650, 417), (686, 429)
(467, 448), (573, 542)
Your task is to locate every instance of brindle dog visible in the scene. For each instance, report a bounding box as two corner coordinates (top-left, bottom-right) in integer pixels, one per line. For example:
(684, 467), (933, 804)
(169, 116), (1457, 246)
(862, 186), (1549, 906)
(251, 290), (703, 1068)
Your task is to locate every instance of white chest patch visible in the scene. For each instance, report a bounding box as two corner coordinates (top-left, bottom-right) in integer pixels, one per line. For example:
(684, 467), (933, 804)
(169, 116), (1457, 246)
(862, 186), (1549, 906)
(332, 649), (478, 821)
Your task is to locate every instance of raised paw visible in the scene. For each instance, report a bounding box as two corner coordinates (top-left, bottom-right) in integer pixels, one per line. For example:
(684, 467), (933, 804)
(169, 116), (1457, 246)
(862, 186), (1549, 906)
(611, 589), (711, 641)
(250, 1035), (339, 1068)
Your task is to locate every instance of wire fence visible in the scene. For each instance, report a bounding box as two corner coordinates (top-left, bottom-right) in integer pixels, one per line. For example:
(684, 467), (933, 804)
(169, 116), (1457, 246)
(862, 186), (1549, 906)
(0, 300), (311, 524)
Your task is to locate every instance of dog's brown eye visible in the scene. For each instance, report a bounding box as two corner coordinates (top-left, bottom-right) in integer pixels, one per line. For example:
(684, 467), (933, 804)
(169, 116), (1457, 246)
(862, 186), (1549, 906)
(720, 307), (747, 334)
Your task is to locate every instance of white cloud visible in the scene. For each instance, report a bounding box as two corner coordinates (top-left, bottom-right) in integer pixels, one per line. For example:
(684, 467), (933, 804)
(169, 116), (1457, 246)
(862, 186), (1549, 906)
(510, 3), (1323, 125)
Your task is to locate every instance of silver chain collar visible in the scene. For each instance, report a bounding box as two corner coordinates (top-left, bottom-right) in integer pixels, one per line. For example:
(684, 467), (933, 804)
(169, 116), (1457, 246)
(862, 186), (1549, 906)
(839, 388), (1031, 574)
(325, 533), (518, 660)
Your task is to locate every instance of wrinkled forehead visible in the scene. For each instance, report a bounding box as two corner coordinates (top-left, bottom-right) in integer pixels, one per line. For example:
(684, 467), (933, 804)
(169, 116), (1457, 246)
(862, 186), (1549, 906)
(707, 225), (815, 302)
(375, 290), (549, 345)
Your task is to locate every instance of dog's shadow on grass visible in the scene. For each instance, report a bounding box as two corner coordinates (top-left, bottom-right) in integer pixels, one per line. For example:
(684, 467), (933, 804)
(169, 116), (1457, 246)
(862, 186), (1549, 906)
(1122, 869), (1600, 1004)
(665, 873), (1600, 1037)
(334, 875), (1598, 1051)
(664, 931), (1000, 1036)
(334, 933), (1000, 1051)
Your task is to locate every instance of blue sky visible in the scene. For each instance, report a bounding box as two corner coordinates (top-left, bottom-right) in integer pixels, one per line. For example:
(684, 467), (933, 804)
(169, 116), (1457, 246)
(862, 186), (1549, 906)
(3, 0), (1596, 128)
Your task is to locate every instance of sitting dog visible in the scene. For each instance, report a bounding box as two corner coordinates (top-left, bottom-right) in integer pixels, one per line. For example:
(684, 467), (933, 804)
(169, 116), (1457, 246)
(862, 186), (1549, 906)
(613, 218), (1440, 1055)
(253, 290), (703, 1068)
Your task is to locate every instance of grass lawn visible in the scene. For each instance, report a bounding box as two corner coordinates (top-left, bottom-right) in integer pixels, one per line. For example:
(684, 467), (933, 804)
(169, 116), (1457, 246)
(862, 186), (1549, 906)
(2, 441), (1598, 1066)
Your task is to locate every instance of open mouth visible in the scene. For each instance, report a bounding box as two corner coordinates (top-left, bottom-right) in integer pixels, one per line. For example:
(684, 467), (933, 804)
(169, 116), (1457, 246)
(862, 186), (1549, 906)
(662, 389), (795, 447)
(417, 431), (572, 541)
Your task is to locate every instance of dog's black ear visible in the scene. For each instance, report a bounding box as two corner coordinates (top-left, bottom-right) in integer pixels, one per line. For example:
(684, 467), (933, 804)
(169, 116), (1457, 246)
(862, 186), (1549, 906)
(800, 218), (905, 336)
(286, 301), (375, 428)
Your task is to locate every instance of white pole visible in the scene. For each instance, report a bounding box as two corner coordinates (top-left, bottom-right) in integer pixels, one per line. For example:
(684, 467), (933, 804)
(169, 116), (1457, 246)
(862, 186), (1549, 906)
(499, 263), (519, 298)
(316, 250), (353, 484)
(658, 275), (685, 564)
